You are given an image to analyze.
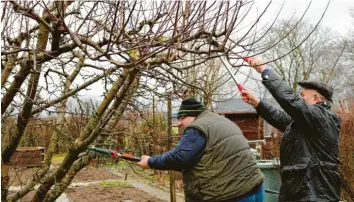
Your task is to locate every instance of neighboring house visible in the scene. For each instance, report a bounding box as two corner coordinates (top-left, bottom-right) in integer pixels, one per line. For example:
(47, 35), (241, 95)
(213, 99), (281, 159)
(213, 99), (264, 141)
(172, 99), (275, 140)
(171, 111), (179, 125)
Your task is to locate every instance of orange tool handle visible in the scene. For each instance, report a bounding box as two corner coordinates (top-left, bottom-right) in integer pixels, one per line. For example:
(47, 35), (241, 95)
(120, 153), (142, 162)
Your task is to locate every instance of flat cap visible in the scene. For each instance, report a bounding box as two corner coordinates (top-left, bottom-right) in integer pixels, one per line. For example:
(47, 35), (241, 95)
(298, 81), (333, 102)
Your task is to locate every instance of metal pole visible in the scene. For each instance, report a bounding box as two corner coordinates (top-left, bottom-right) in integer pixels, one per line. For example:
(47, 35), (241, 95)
(219, 56), (245, 94)
(265, 189), (279, 195)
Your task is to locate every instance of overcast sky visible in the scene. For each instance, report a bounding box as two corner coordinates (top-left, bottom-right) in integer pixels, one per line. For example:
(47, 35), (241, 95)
(253, 0), (353, 35)
(78, 0), (354, 106)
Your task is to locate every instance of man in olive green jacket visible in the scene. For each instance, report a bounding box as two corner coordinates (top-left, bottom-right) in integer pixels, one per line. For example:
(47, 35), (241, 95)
(137, 98), (264, 202)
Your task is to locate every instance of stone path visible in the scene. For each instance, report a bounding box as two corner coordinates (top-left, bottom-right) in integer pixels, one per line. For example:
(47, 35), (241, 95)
(110, 170), (185, 202)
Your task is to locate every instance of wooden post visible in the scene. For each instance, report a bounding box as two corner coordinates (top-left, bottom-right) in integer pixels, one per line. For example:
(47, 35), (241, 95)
(96, 156), (99, 168)
(258, 117), (264, 159)
(153, 96), (157, 175)
(167, 94), (176, 202)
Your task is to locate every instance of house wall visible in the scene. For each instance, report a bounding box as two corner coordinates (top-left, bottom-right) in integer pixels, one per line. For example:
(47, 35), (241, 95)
(10, 147), (45, 168)
(221, 113), (262, 141)
(220, 113), (280, 159)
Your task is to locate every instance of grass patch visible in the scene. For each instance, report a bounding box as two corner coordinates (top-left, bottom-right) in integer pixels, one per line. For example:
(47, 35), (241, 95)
(107, 160), (131, 170)
(52, 153), (66, 163)
(172, 126), (179, 135)
(99, 180), (133, 188)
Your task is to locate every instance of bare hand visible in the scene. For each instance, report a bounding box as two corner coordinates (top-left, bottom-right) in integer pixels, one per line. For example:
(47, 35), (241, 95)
(241, 88), (260, 107)
(247, 57), (267, 73)
(136, 155), (150, 169)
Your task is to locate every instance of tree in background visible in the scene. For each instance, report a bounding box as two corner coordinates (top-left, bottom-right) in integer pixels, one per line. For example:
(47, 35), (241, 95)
(338, 8), (354, 201)
(0, 1), (251, 201)
(341, 8), (354, 95)
(259, 18), (347, 94)
(1, 1), (336, 201)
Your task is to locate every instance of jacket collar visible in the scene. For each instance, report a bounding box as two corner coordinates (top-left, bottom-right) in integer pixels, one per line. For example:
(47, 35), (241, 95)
(316, 101), (332, 109)
(194, 110), (210, 120)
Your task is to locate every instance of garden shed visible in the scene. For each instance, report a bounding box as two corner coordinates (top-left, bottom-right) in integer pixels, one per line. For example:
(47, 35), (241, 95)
(214, 99), (265, 141)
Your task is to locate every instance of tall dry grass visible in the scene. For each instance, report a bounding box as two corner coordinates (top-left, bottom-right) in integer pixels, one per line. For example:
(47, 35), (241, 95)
(339, 106), (354, 202)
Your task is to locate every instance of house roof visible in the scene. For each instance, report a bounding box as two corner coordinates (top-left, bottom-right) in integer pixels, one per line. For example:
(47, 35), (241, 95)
(171, 98), (282, 115)
(213, 99), (256, 114)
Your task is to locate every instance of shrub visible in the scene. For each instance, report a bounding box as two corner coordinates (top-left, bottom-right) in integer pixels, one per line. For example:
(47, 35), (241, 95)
(99, 180), (133, 188)
(339, 106), (354, 202)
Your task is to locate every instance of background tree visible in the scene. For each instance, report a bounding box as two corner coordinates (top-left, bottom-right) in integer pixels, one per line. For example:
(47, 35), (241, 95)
(1, 1), (336, 202)
(1, 1), (249, 201)
(259, 18), (346, 94)
(340, 8), (354, 96)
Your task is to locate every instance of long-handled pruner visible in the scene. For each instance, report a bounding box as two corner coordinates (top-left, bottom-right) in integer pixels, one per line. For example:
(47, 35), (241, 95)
(87, 146), (141, 162)
(219, 55), (250, 95)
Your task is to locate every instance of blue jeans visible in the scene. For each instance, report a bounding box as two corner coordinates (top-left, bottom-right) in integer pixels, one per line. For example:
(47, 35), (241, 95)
(217, 183), (265, 202)
(238, 183), (264, 202)
(185, 183), (265, 202)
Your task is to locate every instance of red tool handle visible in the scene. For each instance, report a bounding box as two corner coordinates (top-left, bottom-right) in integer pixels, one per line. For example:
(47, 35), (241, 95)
(111, 150), (118, 158)
(240, 58), (249, 95)
(237, 84), (245, 93)
(243, 57), (250, 63)
(240, 58), (250, 96)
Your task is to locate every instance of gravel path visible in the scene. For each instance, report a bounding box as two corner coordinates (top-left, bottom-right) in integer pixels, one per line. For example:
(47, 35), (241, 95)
(109, 170), (185, 202)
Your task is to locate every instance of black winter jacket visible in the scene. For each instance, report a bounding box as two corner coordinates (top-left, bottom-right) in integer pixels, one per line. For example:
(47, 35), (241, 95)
(256, 69), (341, 202)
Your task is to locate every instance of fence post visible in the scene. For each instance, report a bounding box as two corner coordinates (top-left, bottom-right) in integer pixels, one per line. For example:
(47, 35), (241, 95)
(167, 94), (176, 202)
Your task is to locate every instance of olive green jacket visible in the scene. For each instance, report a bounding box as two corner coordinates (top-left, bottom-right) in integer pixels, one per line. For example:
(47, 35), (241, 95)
(183, 110), (264, 202)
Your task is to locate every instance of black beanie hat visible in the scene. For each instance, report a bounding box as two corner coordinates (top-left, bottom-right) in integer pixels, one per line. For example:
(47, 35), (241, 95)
(177, 98), (206, 119)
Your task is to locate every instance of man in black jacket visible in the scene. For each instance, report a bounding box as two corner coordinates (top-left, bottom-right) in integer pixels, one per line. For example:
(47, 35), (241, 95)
(241, 57), (341, 202)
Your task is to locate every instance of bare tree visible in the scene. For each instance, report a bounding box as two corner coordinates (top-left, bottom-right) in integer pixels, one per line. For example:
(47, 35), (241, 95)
(339, 8), (354, 96)
(1, 1), (335, 201)
(0, 1), (244, 201)
(259, 18), (346, 93)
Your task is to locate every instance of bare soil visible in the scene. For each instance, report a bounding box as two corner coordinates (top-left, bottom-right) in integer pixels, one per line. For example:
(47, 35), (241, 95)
(9, 168), (29, 186)
(65, 184), (165, 202)
(7, 190), (36, 202)
(9, 167), (45, 186)
(8, 165), (121, 186)
(8, 164), (171, 202)
(72, 166), (122, 182)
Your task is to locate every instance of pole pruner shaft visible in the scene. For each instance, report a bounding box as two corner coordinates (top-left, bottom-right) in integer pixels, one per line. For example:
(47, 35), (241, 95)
(219, 56), (249, 95)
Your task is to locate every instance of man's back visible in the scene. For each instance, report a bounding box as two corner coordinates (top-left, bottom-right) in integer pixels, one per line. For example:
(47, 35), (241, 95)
(184, 110), (264, 201)
(253, 69), (341, 201)
(278, 103), (341, 201)
(239, 57), (342, 202)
